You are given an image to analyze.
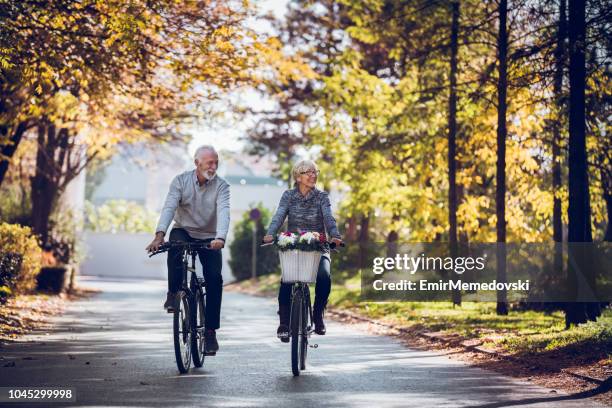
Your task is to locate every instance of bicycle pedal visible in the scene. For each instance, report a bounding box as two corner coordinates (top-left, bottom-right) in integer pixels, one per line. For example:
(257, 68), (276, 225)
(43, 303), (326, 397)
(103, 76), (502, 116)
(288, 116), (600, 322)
(204, 352), (216, 356)
(309, 344), (318, 348)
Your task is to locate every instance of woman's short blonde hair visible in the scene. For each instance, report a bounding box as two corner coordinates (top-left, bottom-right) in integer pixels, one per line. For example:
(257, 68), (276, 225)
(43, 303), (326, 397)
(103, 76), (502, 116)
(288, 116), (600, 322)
(292, 159), (318, 186)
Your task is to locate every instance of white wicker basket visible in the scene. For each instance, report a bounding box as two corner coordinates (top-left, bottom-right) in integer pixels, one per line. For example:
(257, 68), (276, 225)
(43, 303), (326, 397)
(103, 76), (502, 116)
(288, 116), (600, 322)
(278, 250), (321, 283)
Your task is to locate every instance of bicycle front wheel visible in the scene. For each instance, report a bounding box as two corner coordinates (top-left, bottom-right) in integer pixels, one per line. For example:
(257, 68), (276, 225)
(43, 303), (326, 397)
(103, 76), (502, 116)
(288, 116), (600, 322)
(290, 291), (302, 376)
(191, 288), (206, 367)
(173, 291), (192, 374)
(299, 295), (309, 371)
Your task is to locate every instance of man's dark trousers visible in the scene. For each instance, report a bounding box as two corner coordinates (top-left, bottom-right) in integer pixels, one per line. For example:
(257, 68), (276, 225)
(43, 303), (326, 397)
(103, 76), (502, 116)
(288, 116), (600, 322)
(167, 228), (223, 330)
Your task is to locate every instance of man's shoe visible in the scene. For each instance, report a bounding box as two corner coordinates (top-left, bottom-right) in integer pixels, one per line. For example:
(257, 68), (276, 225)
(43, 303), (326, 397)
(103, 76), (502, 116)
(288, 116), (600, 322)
(277, 324), (290, 343)
(163, 292), (178, 313)
(313, 305), (326, 335)
(204, 329), (219, 353)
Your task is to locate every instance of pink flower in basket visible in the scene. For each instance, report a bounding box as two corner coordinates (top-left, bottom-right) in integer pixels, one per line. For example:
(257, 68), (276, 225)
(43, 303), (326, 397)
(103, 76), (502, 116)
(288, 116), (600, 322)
(277, 232), (297, 248)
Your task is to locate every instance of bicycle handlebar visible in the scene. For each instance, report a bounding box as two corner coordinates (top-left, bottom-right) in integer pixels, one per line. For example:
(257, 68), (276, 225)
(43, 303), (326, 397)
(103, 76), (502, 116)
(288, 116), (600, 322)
(148, 240), (212, 257)
(259, 240), (345, 250)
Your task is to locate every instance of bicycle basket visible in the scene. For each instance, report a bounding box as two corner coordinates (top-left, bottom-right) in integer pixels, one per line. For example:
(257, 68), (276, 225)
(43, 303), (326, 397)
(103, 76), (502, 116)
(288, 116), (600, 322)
(278, 250), (321, 283)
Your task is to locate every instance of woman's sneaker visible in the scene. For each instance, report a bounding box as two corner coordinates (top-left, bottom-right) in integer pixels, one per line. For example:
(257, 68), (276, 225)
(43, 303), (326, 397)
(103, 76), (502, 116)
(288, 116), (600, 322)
(277, 324), (290, 343)
(277, 305), (290, 342)
(313, 306), (326, 335)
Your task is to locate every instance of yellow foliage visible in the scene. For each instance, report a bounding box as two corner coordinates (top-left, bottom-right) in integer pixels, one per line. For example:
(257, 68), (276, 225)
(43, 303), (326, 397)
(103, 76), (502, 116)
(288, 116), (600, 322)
(0, 223), (42, 295)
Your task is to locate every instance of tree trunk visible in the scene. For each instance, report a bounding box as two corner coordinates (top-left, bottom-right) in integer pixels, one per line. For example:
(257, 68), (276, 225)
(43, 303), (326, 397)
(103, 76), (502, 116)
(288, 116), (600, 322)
(448, 1), (461, 306)
(448, 1), (459, 247)
(0, 121), (29, 187)
(30, 123), (73, 246)
(553, 0), (567, 283)
(566, 0), (591, 248)
(496, 0), (509, 316)
(565, 0), (600, 326)
(605, 189), (612, 242)
(553, 0), (566, 246)
(358, 214), (370, 269)
(346, 216), (357, 241)
(31, 123), (58, 245)
(386, 213), (400, 258)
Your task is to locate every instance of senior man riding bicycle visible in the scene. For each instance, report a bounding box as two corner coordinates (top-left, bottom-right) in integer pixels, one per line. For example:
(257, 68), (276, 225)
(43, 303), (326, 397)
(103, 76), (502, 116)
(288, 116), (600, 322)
(146, 145), (229, 354)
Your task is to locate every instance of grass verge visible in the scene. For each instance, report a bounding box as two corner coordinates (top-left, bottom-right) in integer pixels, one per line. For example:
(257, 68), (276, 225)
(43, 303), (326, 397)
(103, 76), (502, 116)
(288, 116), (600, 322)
(233, 270), (611, 365)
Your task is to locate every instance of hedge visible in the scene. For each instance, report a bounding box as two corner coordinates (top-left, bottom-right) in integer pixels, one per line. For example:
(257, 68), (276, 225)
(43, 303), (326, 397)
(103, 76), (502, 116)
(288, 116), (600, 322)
(0, 223), (42, 301)
(229, 205), (279, 281)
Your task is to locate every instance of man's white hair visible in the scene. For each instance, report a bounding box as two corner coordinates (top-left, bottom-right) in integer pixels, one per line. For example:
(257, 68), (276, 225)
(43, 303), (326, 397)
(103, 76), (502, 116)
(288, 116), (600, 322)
(193, 145), (218, 160)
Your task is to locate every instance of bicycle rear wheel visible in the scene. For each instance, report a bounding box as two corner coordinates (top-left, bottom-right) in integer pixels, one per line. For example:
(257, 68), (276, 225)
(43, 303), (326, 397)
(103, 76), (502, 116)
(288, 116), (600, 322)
(191, 288), (206, 367)
(173, 291), (192, 374)
(290, 291), (302, 376)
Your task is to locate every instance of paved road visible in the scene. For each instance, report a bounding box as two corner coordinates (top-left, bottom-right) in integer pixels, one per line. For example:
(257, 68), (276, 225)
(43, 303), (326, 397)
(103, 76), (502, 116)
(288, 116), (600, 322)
(0, 277), (606, 407)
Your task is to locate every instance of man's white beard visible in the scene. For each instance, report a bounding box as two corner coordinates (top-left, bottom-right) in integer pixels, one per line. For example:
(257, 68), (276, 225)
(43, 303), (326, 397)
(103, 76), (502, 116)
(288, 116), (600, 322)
(203, 169), (216, 180)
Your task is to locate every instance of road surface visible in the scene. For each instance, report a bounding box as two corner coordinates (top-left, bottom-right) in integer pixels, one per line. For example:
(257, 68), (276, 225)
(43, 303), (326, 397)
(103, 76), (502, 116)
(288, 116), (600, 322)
(0, 277), (606, 407)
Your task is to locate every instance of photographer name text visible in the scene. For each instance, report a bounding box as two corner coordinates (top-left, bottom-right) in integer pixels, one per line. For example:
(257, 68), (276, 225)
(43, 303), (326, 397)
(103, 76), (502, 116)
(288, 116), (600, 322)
(372, 279), (530, 292)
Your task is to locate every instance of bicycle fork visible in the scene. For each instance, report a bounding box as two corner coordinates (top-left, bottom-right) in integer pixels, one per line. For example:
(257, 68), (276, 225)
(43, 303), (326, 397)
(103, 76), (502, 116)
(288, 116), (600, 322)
(301, 287), (319, 349)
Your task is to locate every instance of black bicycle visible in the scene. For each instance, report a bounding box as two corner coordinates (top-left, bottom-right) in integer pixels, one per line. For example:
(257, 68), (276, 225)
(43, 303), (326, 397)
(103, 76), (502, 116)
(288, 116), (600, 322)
(264, 241), (343, 376)
(149, 240), (212, 373)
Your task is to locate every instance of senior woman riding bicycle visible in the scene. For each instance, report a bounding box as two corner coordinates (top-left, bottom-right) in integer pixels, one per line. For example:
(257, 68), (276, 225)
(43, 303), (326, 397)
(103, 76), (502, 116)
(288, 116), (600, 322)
(263, 160), (343, 342)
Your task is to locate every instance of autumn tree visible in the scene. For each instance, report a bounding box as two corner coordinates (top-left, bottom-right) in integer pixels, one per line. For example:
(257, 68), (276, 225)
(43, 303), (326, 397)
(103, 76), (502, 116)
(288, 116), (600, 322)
(1, 0), (262, 242)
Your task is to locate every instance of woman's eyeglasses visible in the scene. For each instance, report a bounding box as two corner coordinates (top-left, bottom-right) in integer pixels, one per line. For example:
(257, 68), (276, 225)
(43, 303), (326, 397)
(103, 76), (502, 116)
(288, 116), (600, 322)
(300, 170), (320, 176)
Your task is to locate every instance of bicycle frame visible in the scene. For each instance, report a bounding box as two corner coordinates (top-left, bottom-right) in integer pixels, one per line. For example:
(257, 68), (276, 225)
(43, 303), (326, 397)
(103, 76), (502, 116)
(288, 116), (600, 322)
(181, 248), (203, 296)
(151, 240), (208, 295)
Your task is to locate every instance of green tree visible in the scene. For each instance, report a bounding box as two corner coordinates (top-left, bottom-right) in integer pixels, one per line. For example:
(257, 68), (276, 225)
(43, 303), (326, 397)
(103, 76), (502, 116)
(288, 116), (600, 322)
(245, 0), (610, 323)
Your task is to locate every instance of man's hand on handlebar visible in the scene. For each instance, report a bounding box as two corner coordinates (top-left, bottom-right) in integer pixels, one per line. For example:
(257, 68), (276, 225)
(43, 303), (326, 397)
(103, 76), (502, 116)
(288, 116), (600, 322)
(209, 239), (225, 250)
(146, 232), (165, 253)
(263, 235), (274, 244)
(330, 237), (343, 247)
